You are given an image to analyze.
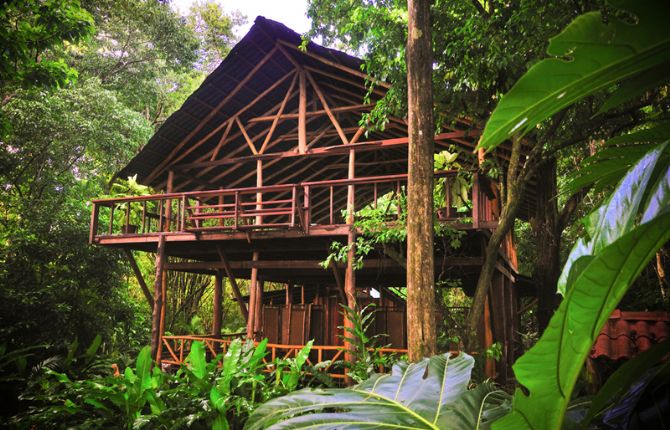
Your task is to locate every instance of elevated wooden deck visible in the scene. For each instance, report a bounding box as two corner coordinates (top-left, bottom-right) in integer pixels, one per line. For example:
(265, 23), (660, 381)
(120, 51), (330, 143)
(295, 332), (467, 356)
(90, 171), (498, 247)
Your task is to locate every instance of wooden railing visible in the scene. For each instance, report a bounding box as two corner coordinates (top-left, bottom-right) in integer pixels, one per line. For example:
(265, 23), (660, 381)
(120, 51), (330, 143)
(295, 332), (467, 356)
(161, 335), (407, 379)
(90, 171), (495, 242)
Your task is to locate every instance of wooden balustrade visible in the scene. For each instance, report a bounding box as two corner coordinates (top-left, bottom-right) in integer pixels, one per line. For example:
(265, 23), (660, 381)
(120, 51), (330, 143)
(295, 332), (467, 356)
(89, 171), (492, 242)
(160, 335), (407, 380)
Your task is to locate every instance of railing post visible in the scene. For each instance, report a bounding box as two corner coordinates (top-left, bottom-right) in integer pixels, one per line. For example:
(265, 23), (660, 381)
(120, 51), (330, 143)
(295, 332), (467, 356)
(290, 185), (296, 227)
(89, 203), (99, 244)
(373, 182), (378, 209)
(108, 204), (115, 235)
(303, 185), (310, 234)
(180, 195), (186, 231)
(157, 199), (164, 232)
(141, 201), (147, 233)
(329, 185), (334, 224)
(124, 202), (131, 234)
(234, 191), (239, 230)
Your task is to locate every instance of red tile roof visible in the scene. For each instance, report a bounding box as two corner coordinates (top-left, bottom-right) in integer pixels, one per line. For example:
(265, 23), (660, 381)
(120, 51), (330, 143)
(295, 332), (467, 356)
(591, 310), (670, 360)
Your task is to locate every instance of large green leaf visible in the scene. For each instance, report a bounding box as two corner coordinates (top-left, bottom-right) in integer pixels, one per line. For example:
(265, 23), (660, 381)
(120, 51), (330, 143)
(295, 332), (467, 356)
(187, 341), (207, 380)
(244, 352), (508, 430)
(492, 210), (670, 430)
(478, 0), (670, 151)
(563, 121), (670, 195)
(557, 143), (666, 294)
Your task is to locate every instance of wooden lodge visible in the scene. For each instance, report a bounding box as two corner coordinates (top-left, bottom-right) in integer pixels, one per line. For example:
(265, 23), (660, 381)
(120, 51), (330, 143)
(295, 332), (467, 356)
(89, 17), (529, 380)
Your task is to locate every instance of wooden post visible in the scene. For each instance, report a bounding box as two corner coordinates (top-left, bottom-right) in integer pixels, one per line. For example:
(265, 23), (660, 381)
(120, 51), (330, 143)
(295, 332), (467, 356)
(254, 279), (264, 339)
(213, 270), (223, 338)
(158, 256), (168, 363)
(406, 0), (437, 361)
(151, 234), (166, 362)
(256, 159), (263, 226)
(298, 71), (307, 154)
(344, 147), (356, 364)
(89, 203), (99, 244)
(165, 170), (174, 232)
(285, 283), (293, 305)
(247, 252), (259, 338)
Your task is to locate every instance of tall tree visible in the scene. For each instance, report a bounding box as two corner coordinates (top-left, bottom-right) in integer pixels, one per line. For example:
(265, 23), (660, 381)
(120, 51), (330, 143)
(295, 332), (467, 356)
(405, 0), (436, 360)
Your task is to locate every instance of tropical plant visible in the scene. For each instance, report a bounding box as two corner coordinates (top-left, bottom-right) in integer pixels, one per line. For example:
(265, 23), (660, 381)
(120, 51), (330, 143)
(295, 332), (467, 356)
(336, 303), (399, 384)
(246, 352), (511, 430)
(474, 0), (670, 428)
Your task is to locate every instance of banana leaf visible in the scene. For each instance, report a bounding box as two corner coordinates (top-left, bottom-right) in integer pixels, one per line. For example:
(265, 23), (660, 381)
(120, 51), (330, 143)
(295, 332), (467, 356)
(478, 0), (670, 151)
(557, 143), (666, 295)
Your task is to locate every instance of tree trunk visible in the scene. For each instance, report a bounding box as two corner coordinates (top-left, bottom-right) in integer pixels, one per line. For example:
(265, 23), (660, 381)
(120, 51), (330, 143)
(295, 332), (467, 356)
(533, 157), (562, 332)
(466, 137), (526, 351)
(406, 0), (437, 361)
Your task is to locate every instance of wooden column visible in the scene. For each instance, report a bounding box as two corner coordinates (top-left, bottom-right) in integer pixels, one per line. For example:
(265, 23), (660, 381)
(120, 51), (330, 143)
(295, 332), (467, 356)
(151, 234), (166, 362)
(406, 0), (437, 361)
(285, 283), (293, 305)
(256, 159), (263, 226)
(213, 270), (223, 338)
(344, 148), (356, 363)
(298, 71), (307, 154)
(254, 279), (264, 339)
(246, 251), (259, 338)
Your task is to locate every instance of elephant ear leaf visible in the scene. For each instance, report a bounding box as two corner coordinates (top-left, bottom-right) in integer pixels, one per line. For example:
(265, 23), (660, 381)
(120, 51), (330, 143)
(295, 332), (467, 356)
(478, 0), (670, 151)
(493, 210), (670, 430)
(245, 352), (487, 430)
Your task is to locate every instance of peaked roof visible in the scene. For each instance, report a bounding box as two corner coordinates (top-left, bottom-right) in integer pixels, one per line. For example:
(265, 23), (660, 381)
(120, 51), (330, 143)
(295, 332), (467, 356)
(116, 16), (533, 217)
(118, 16), (406, 189)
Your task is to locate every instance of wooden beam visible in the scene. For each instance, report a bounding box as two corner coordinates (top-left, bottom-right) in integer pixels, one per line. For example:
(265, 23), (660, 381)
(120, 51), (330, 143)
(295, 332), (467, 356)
(247, 251), (259, 338)
(166, 257), (478, 271)
(236, 117), (258, 155)
(305, 70), (349, 145)
(155, 70), (300, 190)
(123, 249), (154, 309)
(216, 245), (249, 320)
(298, 71), (307, 154)
(344, 146), (356, 365)
(213, 270), (223, 338)
(210, 118), (235, 161)
(145, 46), (279, 183)
(254, 279), (264, 339)
(330, 262), (346, 302)
(305, 65), (386, 97)
(259, 72), (299, 154)
(277, 39), (391, 89)
(249, 103), (374, 123)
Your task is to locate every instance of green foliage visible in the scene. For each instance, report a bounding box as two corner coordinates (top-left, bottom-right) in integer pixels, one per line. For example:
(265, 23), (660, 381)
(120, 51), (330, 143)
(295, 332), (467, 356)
(466, 1), (670, 427)
(0, 0), (94, 90)
(246, 352), (511, 430)
(478, 0), (670, 151)
(187, 0), (246, 72)
(307, 0), (591, 128)
(557, 143), (668, 295)
(15, 339), (318, 429)
(338, 303), (399, 384)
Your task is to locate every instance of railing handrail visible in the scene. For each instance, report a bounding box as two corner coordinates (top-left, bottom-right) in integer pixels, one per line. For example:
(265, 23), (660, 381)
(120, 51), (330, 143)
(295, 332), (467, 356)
(161, 335), (408, 355)
(91, 170), (461, 205)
